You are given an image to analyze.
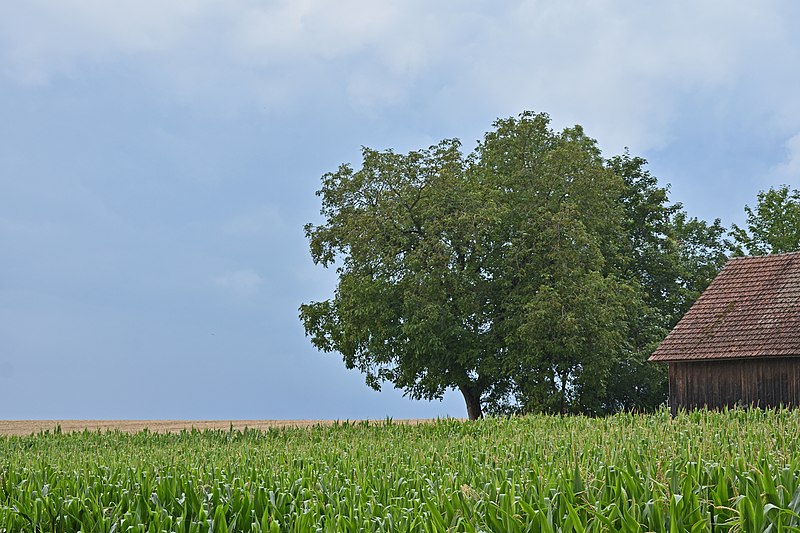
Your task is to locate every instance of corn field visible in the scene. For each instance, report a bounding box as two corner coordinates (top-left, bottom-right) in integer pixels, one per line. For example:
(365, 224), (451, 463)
(1, 409), (800, 532)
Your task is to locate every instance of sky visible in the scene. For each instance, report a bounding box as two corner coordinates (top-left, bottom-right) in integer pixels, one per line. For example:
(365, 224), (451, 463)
(1, 1), (799, 420)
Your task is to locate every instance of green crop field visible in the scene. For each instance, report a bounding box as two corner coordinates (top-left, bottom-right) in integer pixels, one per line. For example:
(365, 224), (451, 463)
(2, 409), (800, 532)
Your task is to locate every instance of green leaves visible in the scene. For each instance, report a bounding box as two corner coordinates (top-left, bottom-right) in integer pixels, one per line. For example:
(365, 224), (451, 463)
(2, 410), (800, 531)
(301, 135), (498, 416)
(605, 153), (728, 413)
(301, 111), (728, 418)
(730, 185), (800, 256)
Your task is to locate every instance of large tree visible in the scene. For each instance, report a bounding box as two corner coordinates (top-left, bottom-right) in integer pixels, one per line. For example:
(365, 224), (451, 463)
(300, 139), (501, 420)
(470, 117), (639, 415)
(300, 112), (727, 419)
(729, 185), (800, 255)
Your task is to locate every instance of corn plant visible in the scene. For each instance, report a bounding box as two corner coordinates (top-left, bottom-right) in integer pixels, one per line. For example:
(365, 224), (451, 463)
(1, 409), (799, 531)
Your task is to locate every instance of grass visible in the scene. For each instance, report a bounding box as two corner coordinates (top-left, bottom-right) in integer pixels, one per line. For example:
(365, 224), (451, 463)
(1, 408), (799, 531)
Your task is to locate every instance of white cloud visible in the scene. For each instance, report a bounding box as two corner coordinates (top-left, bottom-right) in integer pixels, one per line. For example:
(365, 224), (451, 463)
(213, 268), (263, 298)
(1, 1), (799, 151)
(773, 132), (800, 182)
(232, 1), (398, 62)
(0, 1), (207, 83)
(460, 2), (794, 153)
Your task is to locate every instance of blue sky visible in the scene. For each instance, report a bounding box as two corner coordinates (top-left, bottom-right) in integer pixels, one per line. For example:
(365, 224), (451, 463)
(1, 1), (799, 419)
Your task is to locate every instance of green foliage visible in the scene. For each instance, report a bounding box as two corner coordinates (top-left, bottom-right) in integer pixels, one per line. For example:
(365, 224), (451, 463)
(730, 185), (800, 255)
(2, 410), (800, 531)
(604, 154), (728, 413)
(300, 139), (497, 418)
(301, 112), (727, 418)
(473, 117), (637, 416)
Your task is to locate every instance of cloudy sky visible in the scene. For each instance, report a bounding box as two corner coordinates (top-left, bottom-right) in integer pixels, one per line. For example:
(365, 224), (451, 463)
(1, 1), (799, 419)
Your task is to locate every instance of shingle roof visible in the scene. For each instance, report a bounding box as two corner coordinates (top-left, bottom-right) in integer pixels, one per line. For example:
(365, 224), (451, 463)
(649, 251), (800, 362)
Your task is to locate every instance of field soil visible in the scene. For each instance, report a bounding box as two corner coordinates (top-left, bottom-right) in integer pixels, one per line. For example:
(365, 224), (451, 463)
(0, 419), (441, 436)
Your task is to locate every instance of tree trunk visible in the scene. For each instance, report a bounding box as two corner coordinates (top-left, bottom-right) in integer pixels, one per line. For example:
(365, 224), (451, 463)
(459, 385), (483, 421)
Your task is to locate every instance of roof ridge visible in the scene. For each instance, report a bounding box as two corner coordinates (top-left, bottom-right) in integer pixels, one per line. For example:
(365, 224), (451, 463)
(727, 250), (800, 261)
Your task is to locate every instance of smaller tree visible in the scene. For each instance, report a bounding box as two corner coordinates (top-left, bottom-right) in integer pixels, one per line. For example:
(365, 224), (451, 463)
(601, 153), (728, 413)
(730, 185), (800, 256)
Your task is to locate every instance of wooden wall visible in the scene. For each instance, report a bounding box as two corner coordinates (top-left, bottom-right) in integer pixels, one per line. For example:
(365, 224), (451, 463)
(669, 357), (800, 414)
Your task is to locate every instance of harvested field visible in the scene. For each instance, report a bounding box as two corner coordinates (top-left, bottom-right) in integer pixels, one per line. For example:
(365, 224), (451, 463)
(0, 418), (440, 436)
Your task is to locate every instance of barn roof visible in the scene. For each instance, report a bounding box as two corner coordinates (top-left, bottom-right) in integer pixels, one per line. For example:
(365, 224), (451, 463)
(649, 251), (800, 362)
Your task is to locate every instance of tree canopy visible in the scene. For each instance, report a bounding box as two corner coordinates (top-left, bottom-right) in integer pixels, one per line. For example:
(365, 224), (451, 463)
(300, 112), (727, 419)
(730, 185), (800, 256)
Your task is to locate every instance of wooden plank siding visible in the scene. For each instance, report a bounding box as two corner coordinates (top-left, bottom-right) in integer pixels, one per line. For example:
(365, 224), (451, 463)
(669, 357), (800, 415)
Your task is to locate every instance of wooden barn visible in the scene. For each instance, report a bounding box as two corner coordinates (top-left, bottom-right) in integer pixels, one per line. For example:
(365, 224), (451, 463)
(649, 251), (800, 414)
